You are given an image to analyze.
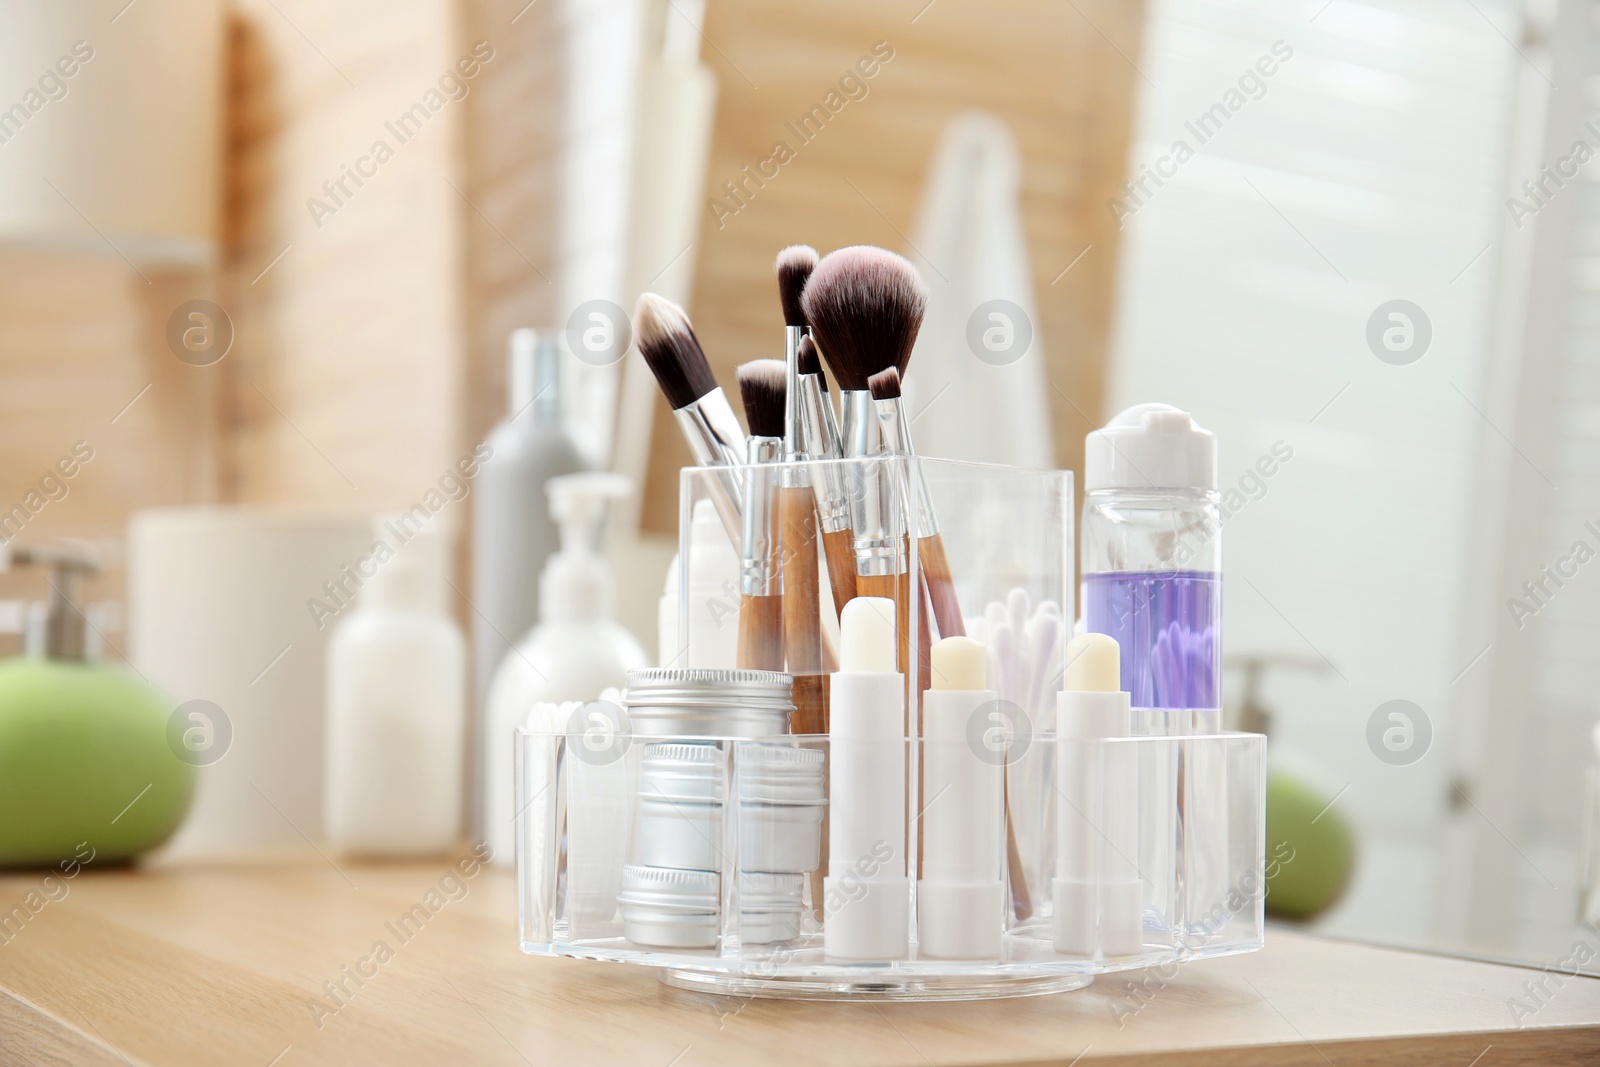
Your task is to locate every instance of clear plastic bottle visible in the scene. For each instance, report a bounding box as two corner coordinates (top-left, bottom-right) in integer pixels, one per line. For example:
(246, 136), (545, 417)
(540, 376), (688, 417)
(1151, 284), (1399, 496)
(1081, 404), (1221, 720)
(325, 520), (466, 855)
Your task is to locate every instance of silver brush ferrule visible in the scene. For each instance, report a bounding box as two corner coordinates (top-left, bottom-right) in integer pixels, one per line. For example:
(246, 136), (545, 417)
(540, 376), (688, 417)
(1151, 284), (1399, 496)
(741, 436), (783, 597)
(842, 389), (906, 577)
(781, 325), (810, 491)
(783, 325), (805, 457)
(797, 371), (849, 532)
(673, 388), (747, 545)
(874, 395), (940, 539)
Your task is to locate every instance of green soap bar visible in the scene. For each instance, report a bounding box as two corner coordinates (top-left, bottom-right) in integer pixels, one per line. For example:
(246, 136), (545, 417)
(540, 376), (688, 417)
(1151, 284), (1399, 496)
(1264, 769), (1356, 921)
(0, 659), (194, 867)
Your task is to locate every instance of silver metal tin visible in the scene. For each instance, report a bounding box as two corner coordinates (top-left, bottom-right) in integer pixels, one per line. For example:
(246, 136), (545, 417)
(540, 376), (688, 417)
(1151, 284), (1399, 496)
(618, 866), (806, 948)
(629, 742), (825, 875)
(623, 668), (793, 738)
(739, 871), (806, 944)
(632, 743), (723, 871)
(618, 865), (719, 948)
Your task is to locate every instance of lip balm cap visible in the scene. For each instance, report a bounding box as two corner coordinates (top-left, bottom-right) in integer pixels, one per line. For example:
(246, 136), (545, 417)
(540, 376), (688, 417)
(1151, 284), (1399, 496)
(840, 597), (896, 674)
(930, 635), (986, 691)
(1064, 633), (1120, 693)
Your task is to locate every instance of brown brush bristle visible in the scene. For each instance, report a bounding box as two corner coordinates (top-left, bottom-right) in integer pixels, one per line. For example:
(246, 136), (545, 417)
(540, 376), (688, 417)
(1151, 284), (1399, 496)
(800, 246), (927, 391)
(867, 366), (902, 403)
(796, 336), (829, 393)
(634, 292), (716, 410)
(775, 245), (818, 328)
(737, 359), (788, 439)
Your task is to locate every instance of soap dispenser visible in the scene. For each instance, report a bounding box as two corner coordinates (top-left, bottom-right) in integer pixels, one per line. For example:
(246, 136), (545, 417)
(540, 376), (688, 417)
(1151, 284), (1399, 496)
(482, 472), (648, 865)
(0, 542), (194, 866)
(325, 520), (466, 856)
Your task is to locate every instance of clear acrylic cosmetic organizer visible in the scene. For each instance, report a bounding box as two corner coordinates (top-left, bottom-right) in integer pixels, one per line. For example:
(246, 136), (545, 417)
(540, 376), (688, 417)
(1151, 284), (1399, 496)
(517, 457), (1266, 1000)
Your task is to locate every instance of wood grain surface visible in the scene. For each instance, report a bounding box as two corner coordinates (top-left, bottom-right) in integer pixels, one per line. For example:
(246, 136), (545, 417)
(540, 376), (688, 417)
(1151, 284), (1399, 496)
(0, 856), (1596, 1066)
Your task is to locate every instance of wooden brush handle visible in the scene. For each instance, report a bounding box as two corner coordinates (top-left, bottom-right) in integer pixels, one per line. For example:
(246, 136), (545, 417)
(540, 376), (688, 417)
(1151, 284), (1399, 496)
(918, 533), (966, 639)
(820, 529), (858, 618)
(737, 594), (784, 671)
(780, 487), (823, 674)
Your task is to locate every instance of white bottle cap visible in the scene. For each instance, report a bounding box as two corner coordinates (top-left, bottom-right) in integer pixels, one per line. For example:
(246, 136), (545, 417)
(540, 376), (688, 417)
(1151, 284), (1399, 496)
(1085, 403), (1217, 491)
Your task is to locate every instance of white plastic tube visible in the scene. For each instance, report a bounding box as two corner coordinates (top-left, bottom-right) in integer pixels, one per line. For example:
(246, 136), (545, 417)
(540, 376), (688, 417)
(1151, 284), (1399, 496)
(1054, 634), (1142, 957)
(918, 636), (1003, 959)
(824, 597), (908, 961)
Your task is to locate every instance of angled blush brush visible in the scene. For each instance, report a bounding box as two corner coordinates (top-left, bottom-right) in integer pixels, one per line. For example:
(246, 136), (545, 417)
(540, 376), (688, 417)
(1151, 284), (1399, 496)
(735, 359), (787, 672)
(634, 292), (746, 544)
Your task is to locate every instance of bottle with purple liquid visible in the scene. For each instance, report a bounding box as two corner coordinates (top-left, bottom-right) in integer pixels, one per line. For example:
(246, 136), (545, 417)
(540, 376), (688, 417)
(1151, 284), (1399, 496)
(1081, 404), (1220, 726)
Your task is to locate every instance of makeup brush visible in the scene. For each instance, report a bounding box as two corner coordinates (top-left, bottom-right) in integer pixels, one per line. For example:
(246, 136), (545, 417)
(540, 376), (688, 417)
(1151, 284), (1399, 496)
(776, 244), (817, 452)
(805, 248), (1032, 915)
(867, 366), (965, 643)
(796, 336), (856, 618)
(634, 292), (746, 543)
(736, 359), (786, 671)
(801, 246), (927, 675)
(774, 249), (835, 732)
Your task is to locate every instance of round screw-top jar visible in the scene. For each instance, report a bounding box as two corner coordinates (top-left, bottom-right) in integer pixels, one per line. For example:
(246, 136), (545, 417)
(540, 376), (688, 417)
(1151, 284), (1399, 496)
(617, 865), (807, 948)
(630, 742), (825, 875)
(623, 668), (793, 737)
(632, 743), (724, 871)
(738, 871), (806, 944)
(618, 865), (719, 948)
(736, 743), (825, 874)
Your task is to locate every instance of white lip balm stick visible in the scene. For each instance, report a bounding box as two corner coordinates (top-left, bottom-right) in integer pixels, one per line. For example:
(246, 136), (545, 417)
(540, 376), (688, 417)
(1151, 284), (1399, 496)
(919, 635), (1004, 959)
(825, 596), (909, 962)
(1054, 633), (1142, 957)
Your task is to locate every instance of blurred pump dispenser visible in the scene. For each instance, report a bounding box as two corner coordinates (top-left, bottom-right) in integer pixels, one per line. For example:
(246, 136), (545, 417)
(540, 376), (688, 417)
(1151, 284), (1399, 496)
(0, 542), (193, 866)
(324, 520), (466, 855)
(472, 330), (587, 832)
(482, 472), (648, 865)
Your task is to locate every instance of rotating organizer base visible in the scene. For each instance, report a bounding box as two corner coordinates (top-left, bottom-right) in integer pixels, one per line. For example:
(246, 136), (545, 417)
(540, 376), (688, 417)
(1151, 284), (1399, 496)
(660, 971), (1095, 1001)
(514, 458), (1266, 1001)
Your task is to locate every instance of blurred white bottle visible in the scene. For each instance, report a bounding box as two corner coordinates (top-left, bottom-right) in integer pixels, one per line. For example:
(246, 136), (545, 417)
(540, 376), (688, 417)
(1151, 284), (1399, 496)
(325, 519), (466, 855)
(657, 498), (741, 669)
(483, 472), (648, 866)
(471, 330), (587, 829)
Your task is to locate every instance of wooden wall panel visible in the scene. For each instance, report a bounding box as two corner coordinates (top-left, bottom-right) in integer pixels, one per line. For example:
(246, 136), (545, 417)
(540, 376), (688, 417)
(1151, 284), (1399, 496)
(458, 0), (565, 455)
(639, 0), (1145, 532)
(0, 254), (217, 644)
(222, 0), (465, 510)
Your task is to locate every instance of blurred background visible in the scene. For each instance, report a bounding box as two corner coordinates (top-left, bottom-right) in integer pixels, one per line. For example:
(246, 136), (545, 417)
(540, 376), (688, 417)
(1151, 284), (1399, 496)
(1, 0), (1595, 973)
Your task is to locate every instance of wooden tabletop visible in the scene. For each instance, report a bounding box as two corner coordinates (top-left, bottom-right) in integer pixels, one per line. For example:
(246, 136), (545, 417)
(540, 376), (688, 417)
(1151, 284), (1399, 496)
(1, 854), (1597, 1066)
